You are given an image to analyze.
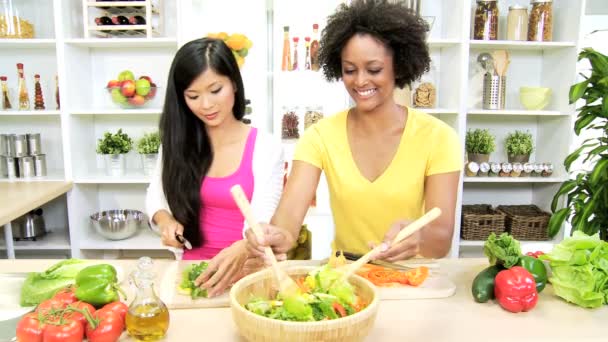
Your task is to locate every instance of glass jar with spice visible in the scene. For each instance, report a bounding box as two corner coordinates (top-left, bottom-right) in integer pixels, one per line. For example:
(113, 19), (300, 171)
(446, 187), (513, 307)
(473, 0), (499, 40)
(507, 5), (528, 41)
(304, 105), (323, 130)
(528, 0), (553, 42)
(281, 106), (300, 139)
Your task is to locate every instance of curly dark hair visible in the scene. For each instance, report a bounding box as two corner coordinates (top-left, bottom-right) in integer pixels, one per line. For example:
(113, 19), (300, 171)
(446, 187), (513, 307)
(318, 0), (430, 88)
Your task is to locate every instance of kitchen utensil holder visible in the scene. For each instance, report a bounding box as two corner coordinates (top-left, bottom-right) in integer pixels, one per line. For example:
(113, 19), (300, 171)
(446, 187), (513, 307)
(483, 74), (506, 110)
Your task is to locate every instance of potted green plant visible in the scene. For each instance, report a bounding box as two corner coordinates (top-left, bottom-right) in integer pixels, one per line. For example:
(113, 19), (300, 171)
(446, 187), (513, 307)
(96, 129), (133, 176)
(505, 130), (534, 163)
(465, 128), (496, 163)
(136, 131), (160, 176)
(548, 48), (608, 241)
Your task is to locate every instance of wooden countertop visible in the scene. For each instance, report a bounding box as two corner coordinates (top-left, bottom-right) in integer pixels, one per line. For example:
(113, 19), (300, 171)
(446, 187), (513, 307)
(0, 181), (72, 226)
(0, 258), (605, 341)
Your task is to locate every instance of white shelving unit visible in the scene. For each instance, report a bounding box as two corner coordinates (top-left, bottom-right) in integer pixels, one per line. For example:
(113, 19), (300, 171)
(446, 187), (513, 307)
(1, 0), (588, 260)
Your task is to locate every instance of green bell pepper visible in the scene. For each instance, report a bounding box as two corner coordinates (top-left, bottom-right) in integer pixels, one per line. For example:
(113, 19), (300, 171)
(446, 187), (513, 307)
(517, 255), (547, 293)
(74, 264), (126, 307)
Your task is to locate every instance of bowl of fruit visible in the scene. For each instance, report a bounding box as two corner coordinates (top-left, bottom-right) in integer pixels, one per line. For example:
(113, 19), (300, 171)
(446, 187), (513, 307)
(106, 70), (159, 109)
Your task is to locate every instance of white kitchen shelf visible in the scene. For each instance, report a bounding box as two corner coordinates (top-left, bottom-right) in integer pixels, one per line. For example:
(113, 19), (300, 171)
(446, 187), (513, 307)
(0, 39), (56, 48)
(0, 230), (70, 251)
(428, 38), (460, 48)
(0, 110), (61, 116)
(80, 228), (163, 250)
(424, 108), (459, 115)
(74, 170), (151, 184)
(464, 176), (568, 183)
(460, 239), (557, 250)
(65, 38), (177, 48)
(467, 109), (567, 116)
(70, 108), (163, 115)
(469, 40), (576, 50)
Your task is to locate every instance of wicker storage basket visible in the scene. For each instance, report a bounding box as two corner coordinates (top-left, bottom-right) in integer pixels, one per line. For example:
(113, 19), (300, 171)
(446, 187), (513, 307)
(496, 205), (551, 240)
(461, 204), (507, 240)
(230, 266), (379, 342)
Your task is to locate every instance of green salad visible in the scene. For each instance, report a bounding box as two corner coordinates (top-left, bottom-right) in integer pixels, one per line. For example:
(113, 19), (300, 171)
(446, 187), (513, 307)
(245, 264), (367, 321)
(177, 261), (210, 299)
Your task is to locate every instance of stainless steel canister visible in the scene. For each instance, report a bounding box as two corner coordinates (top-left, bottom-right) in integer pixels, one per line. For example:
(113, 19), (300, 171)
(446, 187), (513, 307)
(7, 156), (18, 178)
(14, 134), (28, 157)
(34, 154), (47, 177)
(27, 133), (41, 155)
(483, 74), (506, 110)
(0, 155), (7, 178)
(0, 134), (10, 155)
(18, 156), (35, 178)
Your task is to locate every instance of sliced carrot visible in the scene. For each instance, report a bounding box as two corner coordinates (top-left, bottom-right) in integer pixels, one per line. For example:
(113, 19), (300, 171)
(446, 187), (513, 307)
(404, 266), (429, 286)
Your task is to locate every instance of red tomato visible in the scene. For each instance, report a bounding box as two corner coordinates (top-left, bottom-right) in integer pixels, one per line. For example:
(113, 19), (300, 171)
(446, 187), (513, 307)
(101, 301), (128, 322)
(53, 286), (78, 306)
(16, 312), (45, 342)
(332, 302), (347, 318)
(66, 301), (96, 329)
(86, 309), (125, 342)
(535, 251), (545, 257)
(36, 298), (66, 316)
(525, 251), (536, 257)
(42, 318), (84, 342)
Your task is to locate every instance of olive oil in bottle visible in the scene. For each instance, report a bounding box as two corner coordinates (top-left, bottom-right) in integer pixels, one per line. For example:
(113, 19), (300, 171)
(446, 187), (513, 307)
(126, 257), (170, 341)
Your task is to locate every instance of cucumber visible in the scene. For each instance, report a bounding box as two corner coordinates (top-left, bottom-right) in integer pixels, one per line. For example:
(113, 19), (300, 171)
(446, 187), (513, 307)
(471, 265), (502, 303)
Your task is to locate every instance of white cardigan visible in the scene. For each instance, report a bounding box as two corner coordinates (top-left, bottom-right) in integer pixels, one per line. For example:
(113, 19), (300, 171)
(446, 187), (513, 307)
(145, 130), (284, 233)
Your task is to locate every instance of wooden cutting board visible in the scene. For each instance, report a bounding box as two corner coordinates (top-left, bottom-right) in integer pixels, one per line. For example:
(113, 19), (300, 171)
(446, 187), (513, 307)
(159, 259), (456, 309)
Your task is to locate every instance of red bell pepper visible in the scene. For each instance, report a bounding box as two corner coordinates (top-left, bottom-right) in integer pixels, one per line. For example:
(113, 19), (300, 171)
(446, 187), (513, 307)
(494, 266), (538, 313)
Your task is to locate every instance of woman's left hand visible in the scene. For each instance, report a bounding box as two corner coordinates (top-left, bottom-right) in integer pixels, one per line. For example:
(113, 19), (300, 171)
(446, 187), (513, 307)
(194, 240), (249, 297)
(371, 219), (422, 262)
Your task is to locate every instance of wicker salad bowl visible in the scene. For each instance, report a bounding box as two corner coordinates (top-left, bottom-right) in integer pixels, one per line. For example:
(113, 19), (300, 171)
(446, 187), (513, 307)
(230, 265), (379, 342)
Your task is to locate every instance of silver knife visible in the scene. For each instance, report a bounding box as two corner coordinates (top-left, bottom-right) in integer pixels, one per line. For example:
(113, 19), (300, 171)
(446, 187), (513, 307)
(175, 234), (192, 250)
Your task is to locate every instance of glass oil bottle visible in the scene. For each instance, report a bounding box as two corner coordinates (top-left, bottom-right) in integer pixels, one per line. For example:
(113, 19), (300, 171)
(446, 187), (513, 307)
(125, 257), (170, 341)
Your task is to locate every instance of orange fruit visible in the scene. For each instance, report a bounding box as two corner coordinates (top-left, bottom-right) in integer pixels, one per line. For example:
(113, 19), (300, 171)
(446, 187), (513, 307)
(226, 34), (247, 51)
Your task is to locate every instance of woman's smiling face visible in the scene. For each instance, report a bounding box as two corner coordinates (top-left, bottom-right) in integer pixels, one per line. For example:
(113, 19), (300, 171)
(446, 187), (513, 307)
(340, 33), (396, 113)
(183, 68), (236, 127)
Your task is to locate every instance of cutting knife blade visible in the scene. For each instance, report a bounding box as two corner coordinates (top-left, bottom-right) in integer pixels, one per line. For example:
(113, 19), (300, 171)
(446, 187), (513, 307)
(175, 234), (192, 250)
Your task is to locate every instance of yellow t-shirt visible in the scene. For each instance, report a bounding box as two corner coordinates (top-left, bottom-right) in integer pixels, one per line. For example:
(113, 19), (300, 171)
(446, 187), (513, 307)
(293, 107), (462, 254)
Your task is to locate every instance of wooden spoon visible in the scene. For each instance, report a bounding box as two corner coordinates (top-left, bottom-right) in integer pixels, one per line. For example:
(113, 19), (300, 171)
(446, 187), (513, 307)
(230, 185), (300, 296)
(336, 207), (442, 284)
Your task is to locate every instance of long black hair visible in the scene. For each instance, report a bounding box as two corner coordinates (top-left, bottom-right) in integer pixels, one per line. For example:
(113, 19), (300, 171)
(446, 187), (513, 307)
(159, 38), (246, 247)
(318, 0), (430, 88)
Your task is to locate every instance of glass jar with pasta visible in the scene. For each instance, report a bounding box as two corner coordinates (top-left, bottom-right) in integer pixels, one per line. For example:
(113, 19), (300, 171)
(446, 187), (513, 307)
(0, 0), (35, 38)
(473, 0), (499, 40)
(528, 0), (553, 42)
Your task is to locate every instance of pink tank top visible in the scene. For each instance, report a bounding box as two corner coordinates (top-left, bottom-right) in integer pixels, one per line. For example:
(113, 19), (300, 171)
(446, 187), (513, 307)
(183, 128), (256, 260)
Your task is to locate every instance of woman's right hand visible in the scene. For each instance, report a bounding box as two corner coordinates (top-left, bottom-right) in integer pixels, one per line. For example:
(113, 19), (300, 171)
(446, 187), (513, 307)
(159, 218), (185, 248)
(244, 223), (295, 262)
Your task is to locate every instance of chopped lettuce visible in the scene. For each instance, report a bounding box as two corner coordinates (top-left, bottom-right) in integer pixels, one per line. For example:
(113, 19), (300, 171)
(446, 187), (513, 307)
(20, 259), (91, 307)
(178, 261), (209, 299)
(540, 231), (608, 308)
(484, 232), (522, 268)
(244, 264), (363, 321)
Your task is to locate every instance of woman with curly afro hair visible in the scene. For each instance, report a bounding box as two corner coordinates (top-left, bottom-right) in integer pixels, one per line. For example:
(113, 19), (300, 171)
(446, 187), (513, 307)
(245, 0), (462, 262)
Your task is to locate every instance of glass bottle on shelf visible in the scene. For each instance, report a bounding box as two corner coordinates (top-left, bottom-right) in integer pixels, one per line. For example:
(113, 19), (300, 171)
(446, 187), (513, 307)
(281, 26), (292, 71)
(281, 106), (299, 139)
(33, 74), (45, 110)
(507, 5), (528, 41)
(55, 75), (60, 110)
(16, 63), (30, 110)
(1, 76), (12, 110)
(528, 0), (553, 42)
(304, 36), (311, 70)
(125, 257), (170, 341)
(304, 105), (324, 130)
(473, 0), (498, 40)
(292, 37), (299, 71)
(310, 23), (320, 71)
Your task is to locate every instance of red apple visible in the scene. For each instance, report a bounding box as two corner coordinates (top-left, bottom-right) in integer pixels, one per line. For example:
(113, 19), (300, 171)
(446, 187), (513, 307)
(106, 79), (120, 89)
(139, 76), (152, 83)
(146, 82), (157, 99)
(121, 80), (136, 97)
(128, 94), (146, 106)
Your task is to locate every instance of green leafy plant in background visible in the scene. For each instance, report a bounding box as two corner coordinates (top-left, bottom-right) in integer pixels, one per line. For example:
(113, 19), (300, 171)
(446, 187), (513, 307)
(548, 48), (608, 241)
(136, 131), (161, 154)
(465, 128), (496, 154)
(505, 130), (534, 156)
(96, 129), (133, 154)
